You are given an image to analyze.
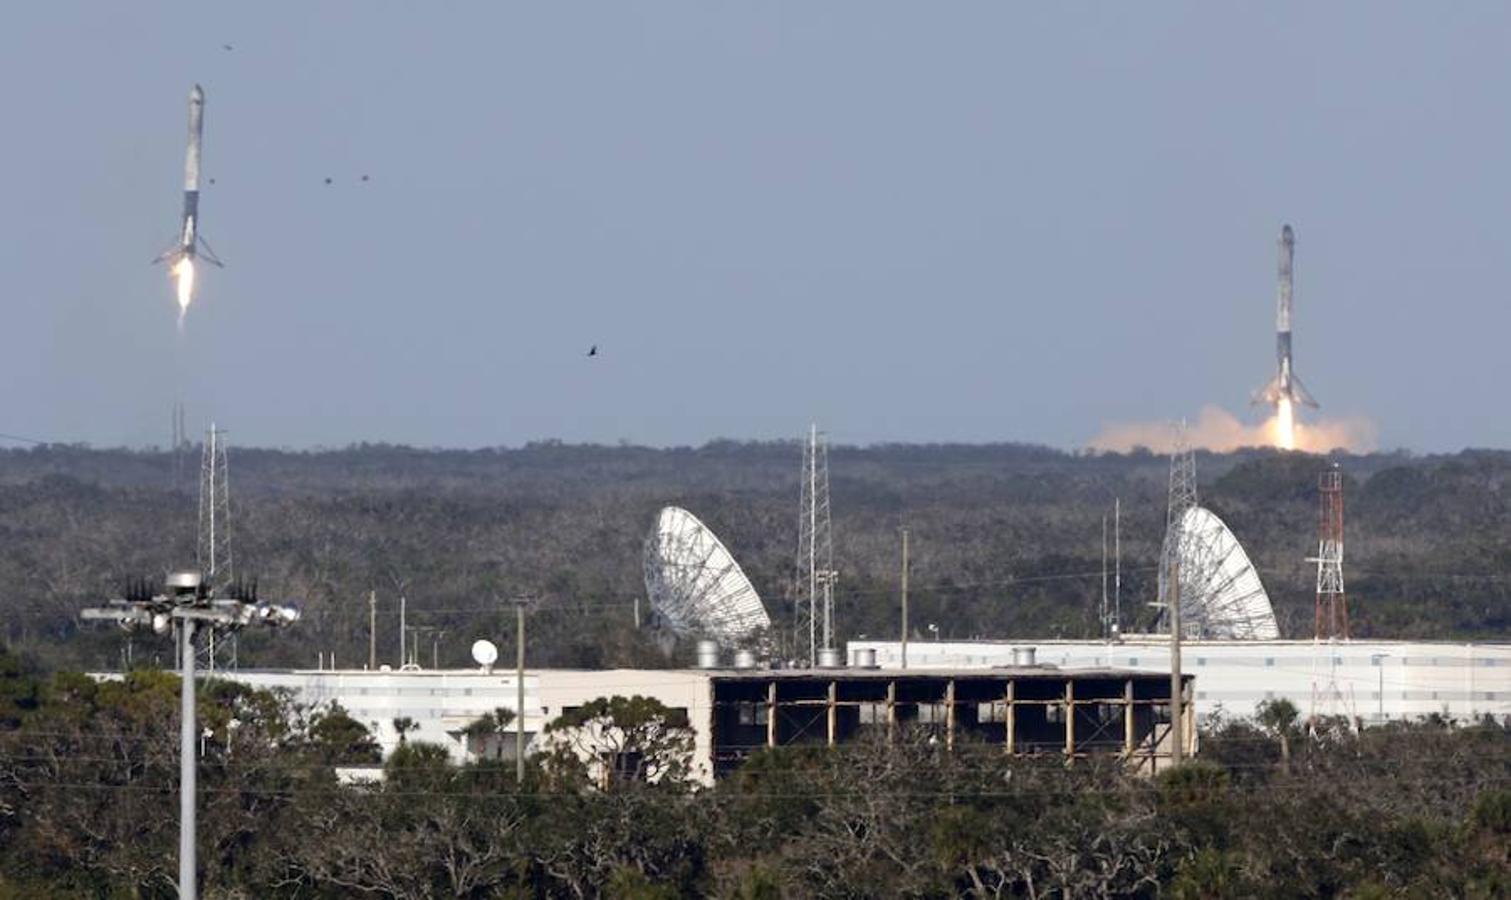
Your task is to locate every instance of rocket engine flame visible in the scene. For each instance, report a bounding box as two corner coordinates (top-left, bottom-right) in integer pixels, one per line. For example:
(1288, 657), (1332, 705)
(1274, 397), (1296, 450)
(172, 257), (195, 328)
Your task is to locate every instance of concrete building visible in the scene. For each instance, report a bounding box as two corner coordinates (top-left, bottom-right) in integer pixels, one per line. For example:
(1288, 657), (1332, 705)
(215, 663), (1194, 781)
(847, 639), (1511, 725)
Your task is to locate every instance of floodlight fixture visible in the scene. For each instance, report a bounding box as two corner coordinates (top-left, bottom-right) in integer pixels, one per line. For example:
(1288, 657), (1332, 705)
(79, 571), (299, 900)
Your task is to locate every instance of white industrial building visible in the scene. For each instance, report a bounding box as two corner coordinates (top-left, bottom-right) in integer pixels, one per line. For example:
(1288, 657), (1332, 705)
(214, 661), (1194, 782)
(219, 667), (715, 774)
(846, 638), (1511, 725)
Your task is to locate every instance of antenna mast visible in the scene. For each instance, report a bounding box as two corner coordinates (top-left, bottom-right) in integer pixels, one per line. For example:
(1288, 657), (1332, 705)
(795, 424), (833, 664)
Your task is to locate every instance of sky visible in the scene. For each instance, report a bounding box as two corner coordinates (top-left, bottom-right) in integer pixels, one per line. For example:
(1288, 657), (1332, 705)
(2, 3), (1508, 452)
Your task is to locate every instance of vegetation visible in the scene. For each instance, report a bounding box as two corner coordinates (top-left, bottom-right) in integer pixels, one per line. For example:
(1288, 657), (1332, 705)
(0, 441), (1505, 673)
(0, 647), (1507, 897)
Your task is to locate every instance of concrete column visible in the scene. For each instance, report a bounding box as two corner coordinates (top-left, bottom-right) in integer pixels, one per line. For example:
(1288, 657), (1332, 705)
(1123, 678), (1135, 757)
(886, 681), (896, 743)
(826, 681), (837, 747)
(945, 679), (956, 750)
(1004, 680), (1016, 754)
(766, 681), (777, 749)
(1064, 680), (1076, 762)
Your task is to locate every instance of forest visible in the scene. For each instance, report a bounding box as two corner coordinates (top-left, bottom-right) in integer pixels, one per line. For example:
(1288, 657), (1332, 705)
(0, 440), (1506, 672)
(0, 650), (1507, 898)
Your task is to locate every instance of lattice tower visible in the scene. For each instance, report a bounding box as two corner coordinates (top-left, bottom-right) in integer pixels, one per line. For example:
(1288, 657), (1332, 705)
(795, 424), (833, 664)
(1311, 465), (1348, 640)
(197, 423), (232, 589)
(1157, 424), (1201, 629)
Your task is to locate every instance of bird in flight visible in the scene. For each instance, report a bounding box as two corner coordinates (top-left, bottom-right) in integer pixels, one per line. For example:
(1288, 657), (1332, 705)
(324, 177), (333, 185)
(222, 43), (234, 51)
(587, 345), (598, 357)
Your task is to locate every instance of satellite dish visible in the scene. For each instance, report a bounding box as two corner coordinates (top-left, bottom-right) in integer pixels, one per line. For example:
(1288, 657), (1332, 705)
(471, 639), (499, 668)
(1161, 506), (1280, 640)
(643, 507), (770, 644)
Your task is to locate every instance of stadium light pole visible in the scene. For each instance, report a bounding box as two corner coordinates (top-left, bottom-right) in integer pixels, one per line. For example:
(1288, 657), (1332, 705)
(82, 571), (299, 900)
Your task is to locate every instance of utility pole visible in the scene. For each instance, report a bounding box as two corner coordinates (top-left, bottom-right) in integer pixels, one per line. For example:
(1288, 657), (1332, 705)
(900, 528), (909, 670)
(368, 590), (377, 670)
(1169, 559), (1184, 766)
(515, 598), (527, 784)
(398, 595), (406, 667)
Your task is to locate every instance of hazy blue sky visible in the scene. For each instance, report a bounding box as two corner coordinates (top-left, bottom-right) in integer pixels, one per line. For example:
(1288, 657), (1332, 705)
(3, 4), (1508, 451)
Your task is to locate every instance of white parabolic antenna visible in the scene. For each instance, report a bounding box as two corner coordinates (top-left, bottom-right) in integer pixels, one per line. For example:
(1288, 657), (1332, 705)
(1166, 506), (1280, 640)
(471, 639), (499, 667)
(643, 506), (771, 644)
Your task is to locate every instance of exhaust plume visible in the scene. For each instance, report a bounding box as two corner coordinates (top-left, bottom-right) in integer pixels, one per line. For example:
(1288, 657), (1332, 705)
(1088, 404), (1377, 454)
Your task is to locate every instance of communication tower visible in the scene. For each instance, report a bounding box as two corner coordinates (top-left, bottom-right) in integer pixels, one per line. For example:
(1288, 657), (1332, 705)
(197, 423), (232, 589)
(1306, 463), (1356, 726)
(795, 424), (834, 664)
(1157, 424), (1199, 626)
(1311, 465), (1348, 640)
(196, 423), (235, 670)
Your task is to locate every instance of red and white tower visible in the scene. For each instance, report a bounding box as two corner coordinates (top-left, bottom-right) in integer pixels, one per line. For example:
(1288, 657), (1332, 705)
(1312, 465), (1348, 640)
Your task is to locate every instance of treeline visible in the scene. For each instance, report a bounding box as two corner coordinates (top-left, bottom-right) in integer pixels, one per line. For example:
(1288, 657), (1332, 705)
(0, 442), (1505, 672)
(0, 650), (1507, 897)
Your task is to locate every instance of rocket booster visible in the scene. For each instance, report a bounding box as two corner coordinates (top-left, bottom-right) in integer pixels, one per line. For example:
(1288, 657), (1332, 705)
(155, 85), (222, 268)
(1252, 224), (1316, 409)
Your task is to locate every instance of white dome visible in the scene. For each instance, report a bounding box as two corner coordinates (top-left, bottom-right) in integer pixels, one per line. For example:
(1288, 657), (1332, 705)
(643, 507), (770, 644)
(1162, 506), (1280, 640)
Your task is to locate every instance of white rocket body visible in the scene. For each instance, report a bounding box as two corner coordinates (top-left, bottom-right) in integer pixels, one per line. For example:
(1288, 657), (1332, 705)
(156, 85), (221, 268)
(1253, 224), (1316, 409)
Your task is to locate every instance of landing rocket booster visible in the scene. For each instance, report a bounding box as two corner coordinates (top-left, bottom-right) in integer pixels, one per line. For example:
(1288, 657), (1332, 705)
(1252, 224), (1316, 409)
(154, 85), (222, 268)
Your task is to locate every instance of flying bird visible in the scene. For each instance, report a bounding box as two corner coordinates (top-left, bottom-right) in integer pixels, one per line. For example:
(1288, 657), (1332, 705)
(361, 174), (370, 182)
(587, 345), (598, 357)
(222, 44), (234, 51)
(324, 177), (333, 185)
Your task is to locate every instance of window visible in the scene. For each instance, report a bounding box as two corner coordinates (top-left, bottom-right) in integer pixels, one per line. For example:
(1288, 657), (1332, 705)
(1265, 658), (1275, 667)
(976, 703), (1007, 723)
(917, 703), (949, 725)
(1128, 657), (1139, 666)
(736, 702), (768, 726)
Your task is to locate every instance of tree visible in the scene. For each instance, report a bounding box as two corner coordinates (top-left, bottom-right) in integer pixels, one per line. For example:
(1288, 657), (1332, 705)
(544, 695), (695, 789)
(461, 706), (515, 761)
(306, 703), (381, 765)
(1256, 697), (1299, 772)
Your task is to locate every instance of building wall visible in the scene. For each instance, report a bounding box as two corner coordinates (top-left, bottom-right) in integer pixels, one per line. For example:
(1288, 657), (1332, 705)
(847, 639), (1511, 724)
(216, 668), (716, 775)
